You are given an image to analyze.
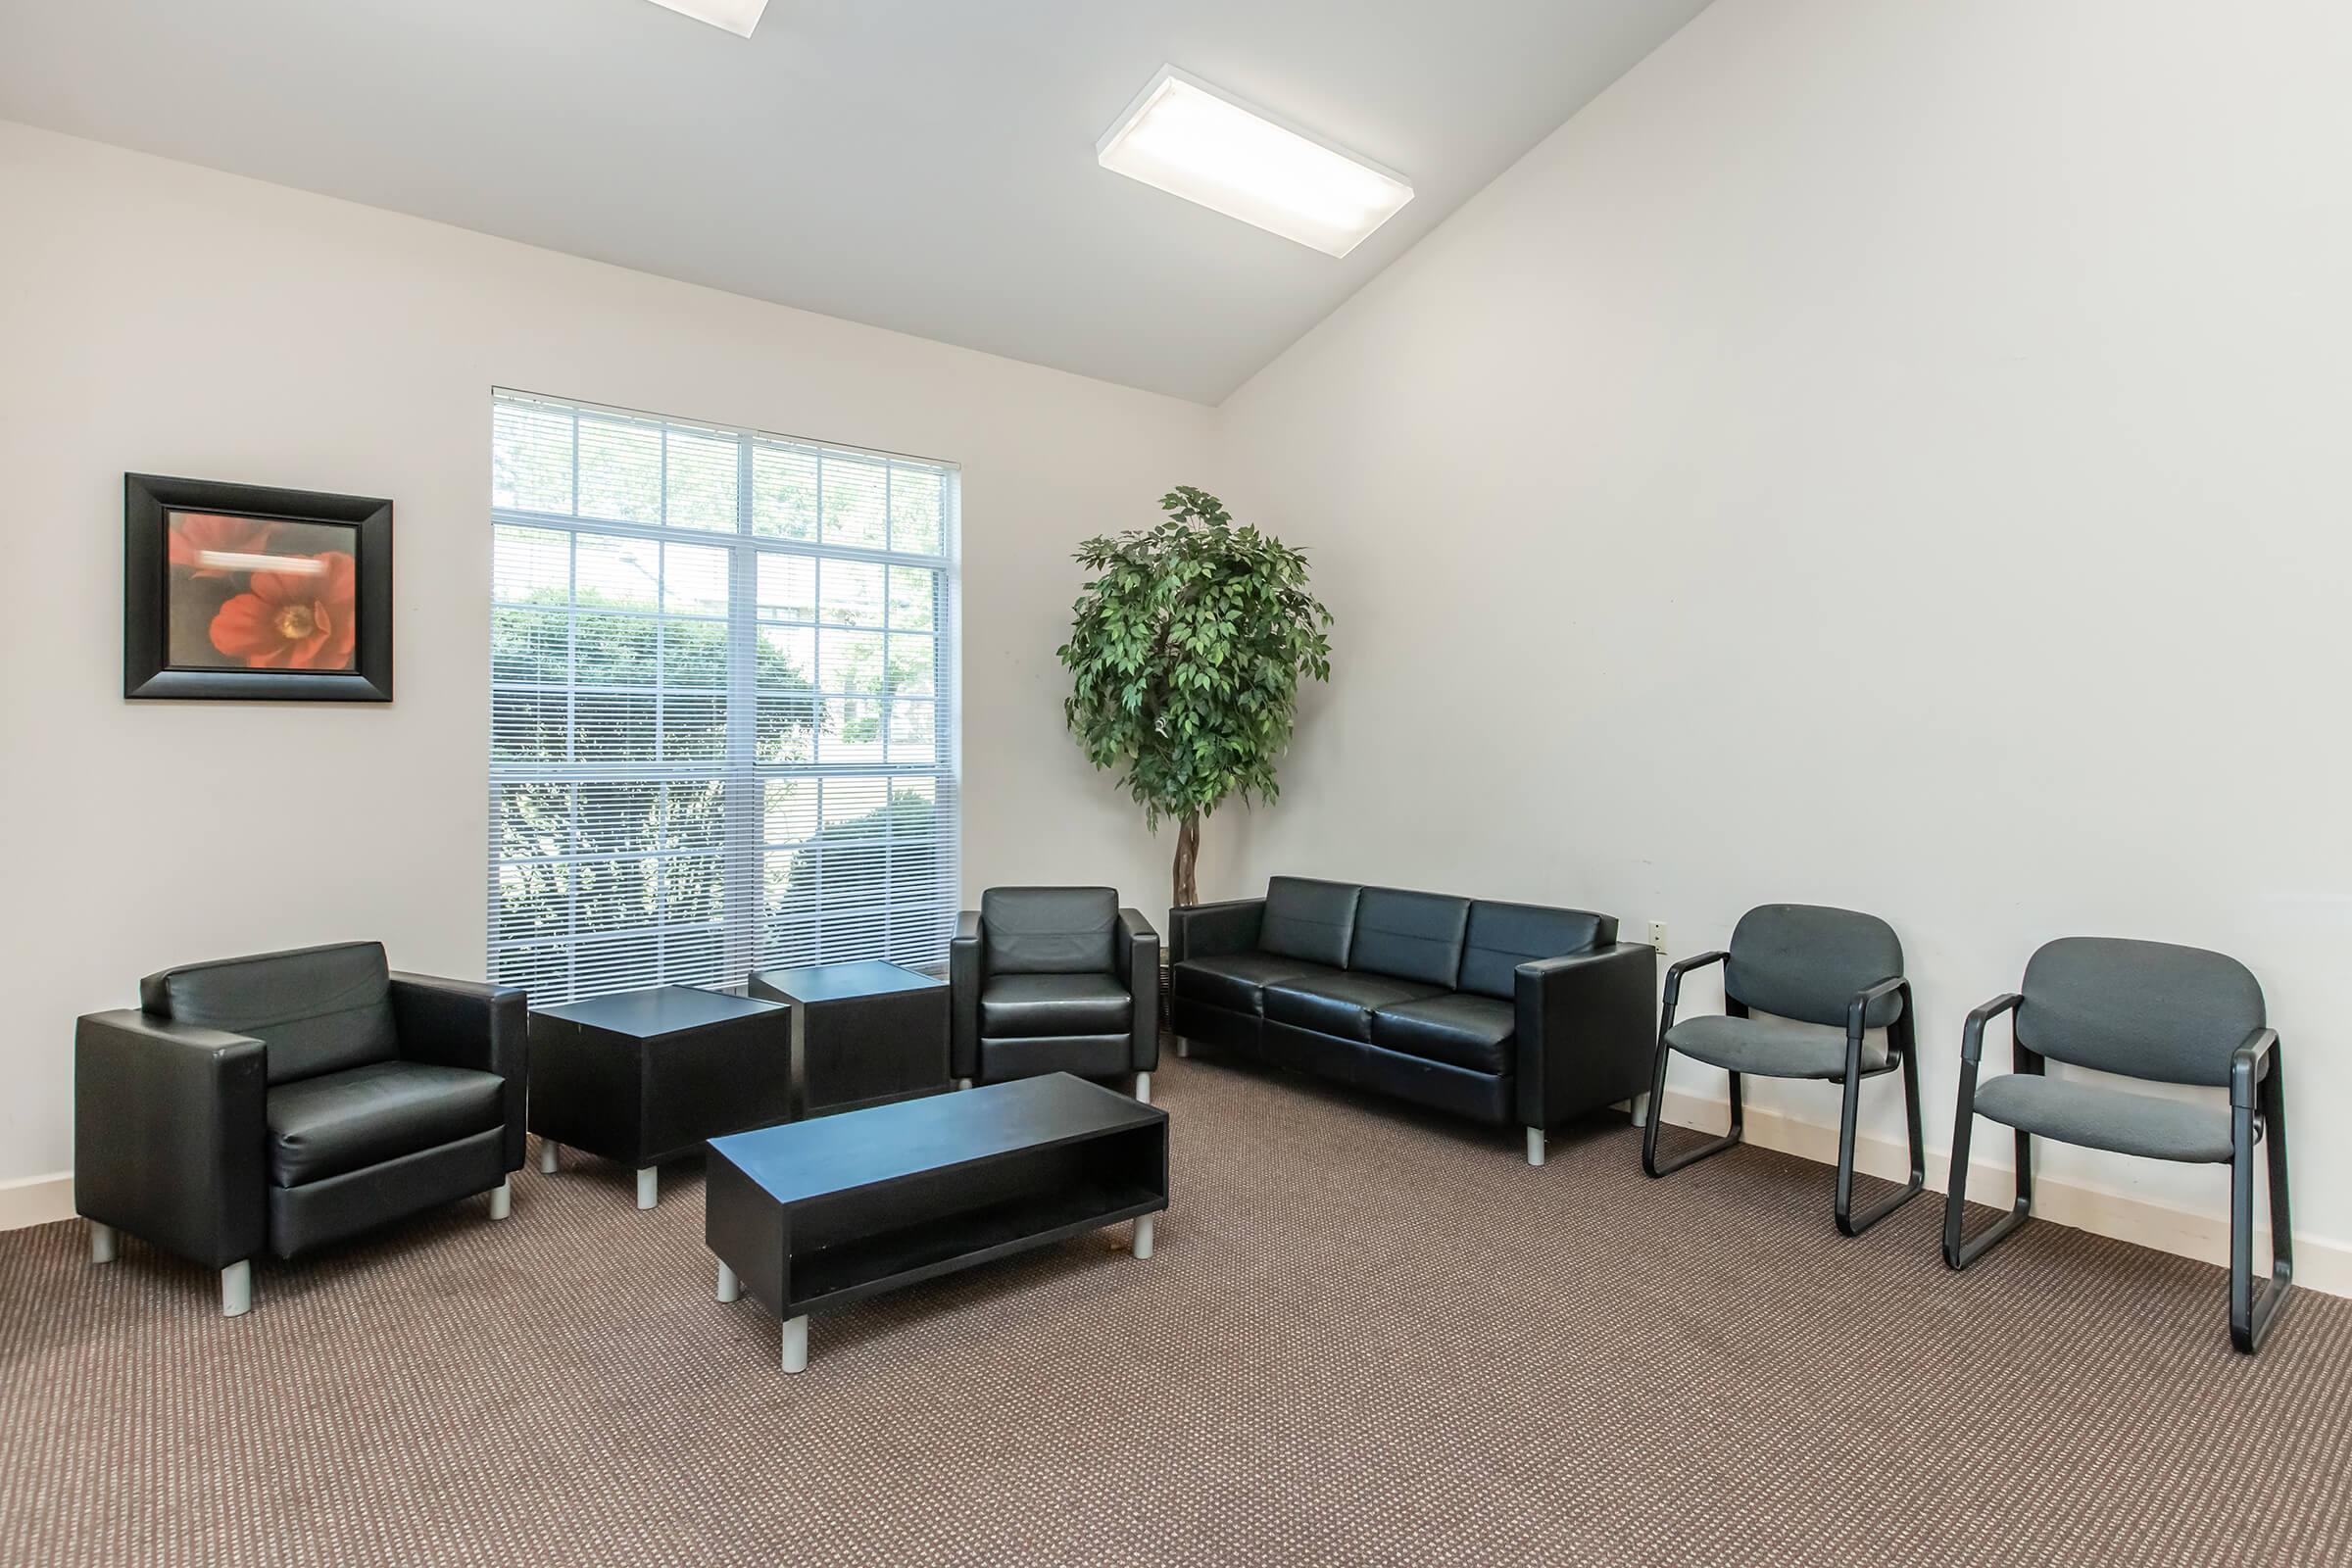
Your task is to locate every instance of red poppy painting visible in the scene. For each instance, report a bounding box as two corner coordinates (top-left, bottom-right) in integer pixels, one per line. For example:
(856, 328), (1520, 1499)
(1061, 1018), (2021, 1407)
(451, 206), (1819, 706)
(126, 473), (392, 702)
(164, 512), (362, 672)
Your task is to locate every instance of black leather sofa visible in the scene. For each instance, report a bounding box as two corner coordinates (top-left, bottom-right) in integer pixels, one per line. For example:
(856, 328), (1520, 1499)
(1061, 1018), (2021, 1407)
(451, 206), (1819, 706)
(1168, 877), (1654, 1163)
(74, 942), (526, 1315)
(951, 886), (1159, 1100)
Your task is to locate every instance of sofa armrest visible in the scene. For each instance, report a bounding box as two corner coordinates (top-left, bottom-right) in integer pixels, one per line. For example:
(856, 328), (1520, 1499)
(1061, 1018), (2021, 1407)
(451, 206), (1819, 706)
(74, 1009), (268, 1269)
(390, 972), (529, 1170)
(1118, 908), (1160, 1072)
(1166, 899), (1263, 965)
(950, 909), (982, 1079)
(1514, 942), (1658, 1133)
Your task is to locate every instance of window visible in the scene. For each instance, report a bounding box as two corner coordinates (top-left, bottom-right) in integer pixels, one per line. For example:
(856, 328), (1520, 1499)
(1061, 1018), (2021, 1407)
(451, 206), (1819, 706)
(488, 390), (958, 1004)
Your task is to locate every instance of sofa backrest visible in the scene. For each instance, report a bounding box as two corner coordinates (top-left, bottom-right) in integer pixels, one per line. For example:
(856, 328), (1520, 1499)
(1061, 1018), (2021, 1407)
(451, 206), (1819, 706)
(1457, 903), (1618, 999)
(1258, 877), (1362, 969)
(140, 941), (400, 1084)
(1348, 888), (1470, 989)
(981, 886), (1119, 975)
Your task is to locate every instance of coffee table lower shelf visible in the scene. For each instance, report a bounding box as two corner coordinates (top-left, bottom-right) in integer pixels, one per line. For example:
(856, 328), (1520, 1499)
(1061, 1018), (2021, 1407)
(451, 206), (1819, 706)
(705, 1074), (1169, 1374)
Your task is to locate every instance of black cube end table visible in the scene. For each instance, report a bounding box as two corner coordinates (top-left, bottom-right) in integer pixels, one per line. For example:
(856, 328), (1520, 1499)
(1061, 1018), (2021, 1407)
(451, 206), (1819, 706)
(746, 959), (950, 1118)
(529, 985), (788, 1209)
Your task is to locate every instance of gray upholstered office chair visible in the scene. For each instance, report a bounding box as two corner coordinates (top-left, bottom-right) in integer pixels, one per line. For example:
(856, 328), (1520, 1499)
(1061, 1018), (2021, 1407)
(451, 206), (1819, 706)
(1945, 937), (2292, 1353)
(1644, 904), (1924, 1235)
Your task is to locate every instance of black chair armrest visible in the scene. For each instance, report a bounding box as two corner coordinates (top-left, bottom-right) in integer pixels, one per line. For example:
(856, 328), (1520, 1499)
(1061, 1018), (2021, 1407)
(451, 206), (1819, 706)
(1659, 949), (1728, 1030)
(1118, 908), (1160, 1072)
(1961, 992), (2024, 1065)
(1515, 942), (1658, 1132)
(2231, 1027), (2280, 1109)
(390, 972), (529, 1170)
(950, 909), (982, 1079)
(74, 1009), (267, 1269)
(1166, 899), (1263, 964)
(1844, 975), (1911, 1076)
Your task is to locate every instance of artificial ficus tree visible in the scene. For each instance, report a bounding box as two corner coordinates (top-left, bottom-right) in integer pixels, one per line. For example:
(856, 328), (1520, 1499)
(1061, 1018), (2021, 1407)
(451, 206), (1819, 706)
(1058, 486), (1334, 908)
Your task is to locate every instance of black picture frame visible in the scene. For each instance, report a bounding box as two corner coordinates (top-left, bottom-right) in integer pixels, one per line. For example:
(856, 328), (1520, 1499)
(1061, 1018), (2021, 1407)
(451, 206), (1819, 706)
(124, 473), (394, 702)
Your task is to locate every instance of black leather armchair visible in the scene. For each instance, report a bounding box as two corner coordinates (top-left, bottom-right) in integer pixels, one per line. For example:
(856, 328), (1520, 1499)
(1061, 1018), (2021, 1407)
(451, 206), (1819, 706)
(74, 942), (526, 1316)
(950, 887), (1159, 1101)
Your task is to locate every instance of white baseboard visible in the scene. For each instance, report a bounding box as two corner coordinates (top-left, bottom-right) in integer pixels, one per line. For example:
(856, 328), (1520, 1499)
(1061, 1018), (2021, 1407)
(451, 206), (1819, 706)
(0, 1172), (74, 1231)
(1653, 1090), (2352, 1298)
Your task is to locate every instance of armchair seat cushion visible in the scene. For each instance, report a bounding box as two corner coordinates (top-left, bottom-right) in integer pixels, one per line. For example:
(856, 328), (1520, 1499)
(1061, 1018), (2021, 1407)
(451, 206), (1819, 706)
(266, 1060), (506, 1188)
(1971, 1072), (2235, 1163)
(1172, 954), (1342, 1016)
(979, 972), (1131, 1038)
(1665, 1013), (1887, 1081)
(1264, 972), (1446, 1043)
(1370, 994), (1517, 1074)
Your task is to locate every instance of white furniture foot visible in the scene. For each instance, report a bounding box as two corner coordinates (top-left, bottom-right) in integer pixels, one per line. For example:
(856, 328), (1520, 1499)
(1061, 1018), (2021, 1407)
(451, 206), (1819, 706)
(716, 1262), (740, 1303)
(488, 1179), (512, 1220)
(220, 1260), (252, 1318)
(1174, 1038), (1189, 1059)
(781, 1314), (808, 1374)
(1134, 1071), (1152, 1105)
(538, 1140), (560, 1175)
(1526, 1128), (1546, 1167)
(89, 1222), (118, 1264)
(1632, 1092), (1651, 1128)
(954, 1077), (973, 1091)
(636, 1166), (659, 1209)
(1133, 1214), (1154, 1259)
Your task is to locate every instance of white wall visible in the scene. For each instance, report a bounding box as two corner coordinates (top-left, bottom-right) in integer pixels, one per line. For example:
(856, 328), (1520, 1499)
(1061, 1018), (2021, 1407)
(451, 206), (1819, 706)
(0, 122), (1221, 1191)
(1217, 0), (2352, 1266)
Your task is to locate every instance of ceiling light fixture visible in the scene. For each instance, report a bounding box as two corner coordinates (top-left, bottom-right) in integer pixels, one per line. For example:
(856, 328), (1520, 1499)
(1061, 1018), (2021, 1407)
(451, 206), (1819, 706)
(1096, 66), (1413, 259)
(640, 0), (768, 38)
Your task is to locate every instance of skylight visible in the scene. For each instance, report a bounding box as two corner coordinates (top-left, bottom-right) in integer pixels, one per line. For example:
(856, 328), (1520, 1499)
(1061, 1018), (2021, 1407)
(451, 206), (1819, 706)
(640, 0), (768, 38)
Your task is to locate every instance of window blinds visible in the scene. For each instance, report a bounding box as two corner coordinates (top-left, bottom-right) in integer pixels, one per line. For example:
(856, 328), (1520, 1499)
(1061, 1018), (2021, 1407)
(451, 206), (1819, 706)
(488, 390), (959, 1004)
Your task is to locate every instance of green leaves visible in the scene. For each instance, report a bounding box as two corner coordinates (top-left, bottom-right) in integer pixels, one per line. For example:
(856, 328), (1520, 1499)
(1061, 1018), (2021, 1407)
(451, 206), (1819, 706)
(1059, 488), (1334, 830)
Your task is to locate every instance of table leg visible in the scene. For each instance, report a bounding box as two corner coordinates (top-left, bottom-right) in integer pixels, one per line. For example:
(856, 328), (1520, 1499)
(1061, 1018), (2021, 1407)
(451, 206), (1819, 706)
(1133, 1214), (1154, 1259)
(716, 1262), (740, 1303)
(636, 1166), (659, 1209)
(782, 1314), (808, 1374)
(538, 1140), (561, 1175)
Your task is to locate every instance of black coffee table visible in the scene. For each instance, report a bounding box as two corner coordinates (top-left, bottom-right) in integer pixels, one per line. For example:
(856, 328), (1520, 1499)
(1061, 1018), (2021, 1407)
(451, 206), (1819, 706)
(529, 985), (789, 1209)
(705, 1073), (1168, 1373)
(746, 958), (949, 1118)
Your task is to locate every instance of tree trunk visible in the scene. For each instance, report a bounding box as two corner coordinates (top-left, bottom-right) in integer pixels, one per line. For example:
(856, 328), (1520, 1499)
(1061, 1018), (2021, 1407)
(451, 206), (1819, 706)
(1172, 813), (1200, 908)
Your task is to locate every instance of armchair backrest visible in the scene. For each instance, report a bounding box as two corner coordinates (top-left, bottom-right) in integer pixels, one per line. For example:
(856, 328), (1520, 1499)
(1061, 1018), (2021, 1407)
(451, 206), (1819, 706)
(139, 941), (400, 1085)
(980, 887), (1119, 975)
(2017, 936), (2262, 1088)
(1349, 888), (1470, 988)
(1457, 901), (1617, 999)
(1259, 877), (1361, 968)
(1725, 905), (1904, 1030)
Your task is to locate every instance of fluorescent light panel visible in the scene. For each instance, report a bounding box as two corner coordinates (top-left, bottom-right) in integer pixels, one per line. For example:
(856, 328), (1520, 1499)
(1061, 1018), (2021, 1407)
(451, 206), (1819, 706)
(1098, 67), (1413, 258)
(640, 0), (768, 37)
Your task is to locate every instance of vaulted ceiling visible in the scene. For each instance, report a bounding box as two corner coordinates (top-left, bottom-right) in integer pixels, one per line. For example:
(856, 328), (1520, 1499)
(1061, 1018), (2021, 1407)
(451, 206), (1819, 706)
(0, 0), (1710, 402)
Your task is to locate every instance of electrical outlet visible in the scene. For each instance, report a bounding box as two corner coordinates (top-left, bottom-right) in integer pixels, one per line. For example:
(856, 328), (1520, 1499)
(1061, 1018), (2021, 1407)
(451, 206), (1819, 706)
(1647, 920), (1669, 955)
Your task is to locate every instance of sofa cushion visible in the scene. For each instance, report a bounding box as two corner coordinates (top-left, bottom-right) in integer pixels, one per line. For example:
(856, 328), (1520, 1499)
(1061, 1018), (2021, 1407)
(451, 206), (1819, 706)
(1259, 877), (1363, 968)
(1172, 954), (1342, 1016)
(144, 941), (401, 1085)
(1371, 993), (1518, 1074)
(265, 1059), (505, 1188)
(1264, 972), (1445, 1043)
(981, 886), (1119, 975)
(1349, 889), (1471, 989)
(980, 972), (1131, 1038)
(1458, 903), (1616, 1000)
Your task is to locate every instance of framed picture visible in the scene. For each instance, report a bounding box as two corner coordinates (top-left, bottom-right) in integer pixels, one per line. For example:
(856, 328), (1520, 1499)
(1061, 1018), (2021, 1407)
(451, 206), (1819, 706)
(123, 473), (393, 701)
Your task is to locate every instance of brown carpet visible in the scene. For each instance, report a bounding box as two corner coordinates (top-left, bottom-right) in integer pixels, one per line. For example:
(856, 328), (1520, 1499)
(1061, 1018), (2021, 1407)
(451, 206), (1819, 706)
(3, 1057), (2348, 1567)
